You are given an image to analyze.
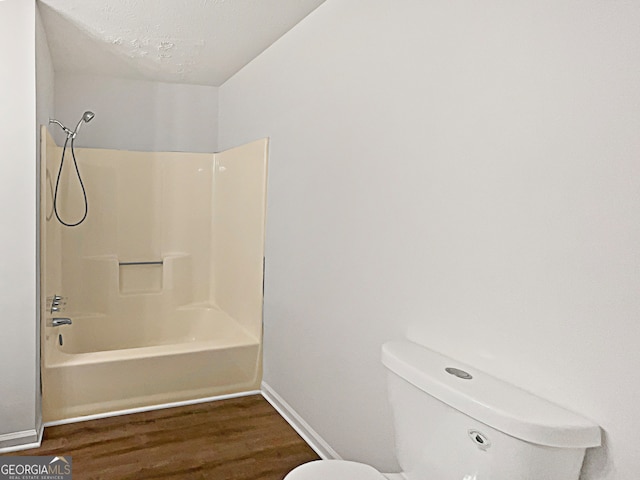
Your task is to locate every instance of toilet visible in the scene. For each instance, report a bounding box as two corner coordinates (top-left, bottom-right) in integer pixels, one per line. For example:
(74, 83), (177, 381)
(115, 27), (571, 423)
(285, 340), (601, 480)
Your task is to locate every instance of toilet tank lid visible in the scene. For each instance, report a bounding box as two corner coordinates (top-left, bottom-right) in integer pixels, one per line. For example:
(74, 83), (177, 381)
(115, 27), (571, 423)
(381, 341), (601, 448)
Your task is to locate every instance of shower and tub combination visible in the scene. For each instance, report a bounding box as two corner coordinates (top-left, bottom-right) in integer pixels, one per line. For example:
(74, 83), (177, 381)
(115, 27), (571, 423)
(41, 113), (268, 422)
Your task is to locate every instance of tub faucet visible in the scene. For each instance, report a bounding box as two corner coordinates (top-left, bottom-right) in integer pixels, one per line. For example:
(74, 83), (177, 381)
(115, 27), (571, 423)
(51, 318), (72, 327)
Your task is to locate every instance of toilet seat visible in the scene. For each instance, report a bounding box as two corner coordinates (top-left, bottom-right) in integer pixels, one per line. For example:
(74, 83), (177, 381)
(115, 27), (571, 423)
(285, 460), (387, 480)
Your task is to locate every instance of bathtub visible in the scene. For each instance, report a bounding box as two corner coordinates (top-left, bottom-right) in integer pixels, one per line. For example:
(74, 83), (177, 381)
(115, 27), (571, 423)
(42, 306), (261, 422)
(40, 133), (268, 423)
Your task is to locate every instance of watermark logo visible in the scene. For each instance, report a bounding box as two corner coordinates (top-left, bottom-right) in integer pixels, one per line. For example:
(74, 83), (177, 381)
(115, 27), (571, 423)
(0, 456), (72, 480)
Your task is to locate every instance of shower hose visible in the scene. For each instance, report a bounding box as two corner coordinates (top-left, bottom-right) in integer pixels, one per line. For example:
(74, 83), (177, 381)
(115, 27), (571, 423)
(53, 135), (88, 227)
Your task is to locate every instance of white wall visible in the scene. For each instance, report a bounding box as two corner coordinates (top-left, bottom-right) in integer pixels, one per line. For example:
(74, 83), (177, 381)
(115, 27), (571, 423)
(219, 1), (640, 478)
(55, 74), (218, 152)
(36, 8), (55, 136)
(0, 0), (39, 447)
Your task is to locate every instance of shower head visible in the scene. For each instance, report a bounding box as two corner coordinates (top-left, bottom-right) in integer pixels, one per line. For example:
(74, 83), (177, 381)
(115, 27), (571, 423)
(49, 111), (96, 139)
(73, 111), (96, 136)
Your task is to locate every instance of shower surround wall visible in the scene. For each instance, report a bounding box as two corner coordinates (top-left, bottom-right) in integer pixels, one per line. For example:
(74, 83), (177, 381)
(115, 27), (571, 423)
(41, 128), (267, 422)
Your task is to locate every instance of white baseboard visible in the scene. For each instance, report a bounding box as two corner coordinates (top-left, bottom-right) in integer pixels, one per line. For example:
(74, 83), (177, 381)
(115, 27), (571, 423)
(44, 390), (262, 427)
(2, 387), (338, 460)
(0, 423), (44, 454)
(261, 381), (341, 460)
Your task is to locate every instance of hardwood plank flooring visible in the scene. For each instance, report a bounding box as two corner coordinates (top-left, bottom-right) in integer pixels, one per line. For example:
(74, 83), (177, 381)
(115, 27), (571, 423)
(9, 395), (320, 480)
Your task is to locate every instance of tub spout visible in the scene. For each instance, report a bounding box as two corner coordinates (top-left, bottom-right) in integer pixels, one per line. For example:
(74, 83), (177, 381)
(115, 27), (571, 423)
(52, 318), (72, 327)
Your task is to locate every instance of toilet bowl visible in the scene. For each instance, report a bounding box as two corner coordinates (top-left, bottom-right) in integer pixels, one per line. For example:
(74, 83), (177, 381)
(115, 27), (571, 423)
(285, 340), (601, 480)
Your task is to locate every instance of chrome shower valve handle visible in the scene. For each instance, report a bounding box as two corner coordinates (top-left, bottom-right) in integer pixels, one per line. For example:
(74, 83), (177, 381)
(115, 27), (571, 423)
(51, 318), (72, 327)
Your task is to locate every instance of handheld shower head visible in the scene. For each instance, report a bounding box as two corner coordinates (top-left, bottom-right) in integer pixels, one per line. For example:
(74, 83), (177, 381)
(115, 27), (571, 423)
(73, 111), (95, 136)
(49, 111), (96, 138)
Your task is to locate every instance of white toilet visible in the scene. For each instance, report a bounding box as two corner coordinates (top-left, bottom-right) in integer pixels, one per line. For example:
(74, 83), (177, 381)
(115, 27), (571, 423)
(285, 340), (601, 480)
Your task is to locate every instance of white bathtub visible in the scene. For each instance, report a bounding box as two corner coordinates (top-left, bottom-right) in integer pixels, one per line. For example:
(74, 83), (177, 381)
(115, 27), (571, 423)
(42, 306), (261, 422)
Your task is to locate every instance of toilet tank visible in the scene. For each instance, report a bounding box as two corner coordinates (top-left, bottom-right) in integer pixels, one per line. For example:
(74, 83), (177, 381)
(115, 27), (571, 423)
(381, 341), (601, 480)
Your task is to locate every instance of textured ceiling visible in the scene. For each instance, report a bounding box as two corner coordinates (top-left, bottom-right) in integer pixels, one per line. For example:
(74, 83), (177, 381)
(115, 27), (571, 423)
(38, 0), (326, 86)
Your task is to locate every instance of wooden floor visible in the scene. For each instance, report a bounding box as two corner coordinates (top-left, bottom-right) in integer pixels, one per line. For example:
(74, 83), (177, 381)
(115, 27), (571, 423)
(11, 395), (319, 479)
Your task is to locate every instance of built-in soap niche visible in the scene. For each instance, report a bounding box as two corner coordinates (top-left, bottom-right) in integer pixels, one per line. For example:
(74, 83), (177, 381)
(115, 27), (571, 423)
(119, 261), (163, 294)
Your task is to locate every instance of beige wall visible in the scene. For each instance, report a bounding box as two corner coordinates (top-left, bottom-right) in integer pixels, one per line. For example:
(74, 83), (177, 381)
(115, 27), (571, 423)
(42, 134), (267, 338)
(212, 139), (269, 335)
(219, 0), (640, 477)
(54, 147), (214, 314)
